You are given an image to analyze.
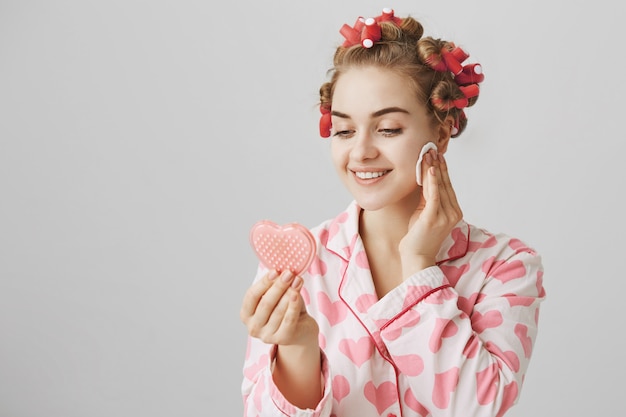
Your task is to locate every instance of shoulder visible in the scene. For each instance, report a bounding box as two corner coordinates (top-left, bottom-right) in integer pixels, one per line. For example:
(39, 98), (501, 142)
(466, 223), (541, 260)
(441, 222), (546, 302)
(463, 222), (544, 288)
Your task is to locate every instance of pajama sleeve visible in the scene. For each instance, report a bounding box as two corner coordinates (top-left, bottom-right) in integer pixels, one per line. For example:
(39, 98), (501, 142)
(241, 266), (334, 417)
(367, 240), (545, 417)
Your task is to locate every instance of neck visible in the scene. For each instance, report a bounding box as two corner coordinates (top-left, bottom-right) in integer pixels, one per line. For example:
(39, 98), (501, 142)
(359, 197), (419, 251)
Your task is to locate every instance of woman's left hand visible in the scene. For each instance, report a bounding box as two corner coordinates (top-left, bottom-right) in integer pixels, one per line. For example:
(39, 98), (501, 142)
(399, 150), (463, 276)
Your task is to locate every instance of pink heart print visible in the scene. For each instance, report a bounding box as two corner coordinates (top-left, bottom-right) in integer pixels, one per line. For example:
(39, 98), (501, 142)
(249, 220), (316, 276)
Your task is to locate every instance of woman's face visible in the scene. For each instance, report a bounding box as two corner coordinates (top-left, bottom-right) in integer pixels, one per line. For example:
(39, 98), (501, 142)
(330, 66), (442, 211)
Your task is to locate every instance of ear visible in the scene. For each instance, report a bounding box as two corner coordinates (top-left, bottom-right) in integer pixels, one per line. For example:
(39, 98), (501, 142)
(436, 115), (455, 154)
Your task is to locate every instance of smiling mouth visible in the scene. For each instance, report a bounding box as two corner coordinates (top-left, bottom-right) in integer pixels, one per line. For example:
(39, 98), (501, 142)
(353, 170), (390, 179)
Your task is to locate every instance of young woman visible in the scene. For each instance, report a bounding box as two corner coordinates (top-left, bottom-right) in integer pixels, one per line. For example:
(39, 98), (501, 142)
(240, 8), (545, 417)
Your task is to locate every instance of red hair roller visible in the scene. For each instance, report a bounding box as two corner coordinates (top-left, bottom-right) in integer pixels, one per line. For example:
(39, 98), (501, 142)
(340, 17), (365, 47)
(431, 97), (467, 110)
(340, 24), (360, 47)
(424, 53), (447, 72)
(361, 18), (381, 48)
(352, 16), (365, 32)
(379, 8), (403, 25)
(450, 46), (469, 64)
(454, 64), (484, 85)
(319, 106), (331, 138)
(441, 48), (463, 75)
(459, 84), (479, 100)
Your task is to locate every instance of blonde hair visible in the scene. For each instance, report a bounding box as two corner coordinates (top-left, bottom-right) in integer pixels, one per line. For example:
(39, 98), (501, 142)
(319, 15), (480, 138)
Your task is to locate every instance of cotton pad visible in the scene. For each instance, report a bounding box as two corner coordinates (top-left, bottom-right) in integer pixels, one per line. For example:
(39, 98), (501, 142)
(415, 142), (438, 185)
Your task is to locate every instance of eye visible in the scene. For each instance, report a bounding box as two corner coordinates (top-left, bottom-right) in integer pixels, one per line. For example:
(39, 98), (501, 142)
(333, 130), (355, 139)
(379, 128), (402, 137)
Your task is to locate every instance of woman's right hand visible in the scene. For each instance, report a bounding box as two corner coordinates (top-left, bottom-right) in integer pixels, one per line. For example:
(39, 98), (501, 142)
(399, 151), (463, 277)
(242, 270), (323, 408)
(240, 270), (319, 347)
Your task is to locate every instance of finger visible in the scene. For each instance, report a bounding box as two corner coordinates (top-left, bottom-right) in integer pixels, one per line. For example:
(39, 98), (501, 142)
(421, 152), (437, 199)
(275, 288), (305, 340)
(252, 270), (296, 325)
(438, 153), (462, 219)
(419, 150), (433, 188)
(242, 270), (296, 339)
(421, 164), (441, 221)
(257, 276), (304, 342)
(240, 269), (279, 321)
(241, 270), (293, 323)
(430, 151), (453, 211)
(259, 288), (293, 338)
(439, 154), (460, 207)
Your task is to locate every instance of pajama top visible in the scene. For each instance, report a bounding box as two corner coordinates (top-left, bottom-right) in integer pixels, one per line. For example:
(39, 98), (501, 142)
(242, 200), (546, 417)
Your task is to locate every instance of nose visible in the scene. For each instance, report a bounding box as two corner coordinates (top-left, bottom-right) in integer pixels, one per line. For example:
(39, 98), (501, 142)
(350, 131), (378, 161)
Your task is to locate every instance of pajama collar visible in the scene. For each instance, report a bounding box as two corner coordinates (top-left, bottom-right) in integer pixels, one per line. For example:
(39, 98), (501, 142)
(322, 200), (470, 265)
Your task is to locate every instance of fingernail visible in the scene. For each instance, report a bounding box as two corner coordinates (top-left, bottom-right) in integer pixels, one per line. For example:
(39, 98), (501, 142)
(281, 270), (294, 282)
(291, 276), (302, 289)
(267, 270), (279, 280)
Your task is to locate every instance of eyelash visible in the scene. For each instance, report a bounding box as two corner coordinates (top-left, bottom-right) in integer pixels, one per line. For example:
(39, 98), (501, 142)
(380, 128), (402, 137)
(333, 130), (353, 139)
(333, 128), (403, 139)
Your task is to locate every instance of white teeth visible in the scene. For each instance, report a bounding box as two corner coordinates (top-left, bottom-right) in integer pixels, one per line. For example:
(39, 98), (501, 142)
(355, 171), (388, 179)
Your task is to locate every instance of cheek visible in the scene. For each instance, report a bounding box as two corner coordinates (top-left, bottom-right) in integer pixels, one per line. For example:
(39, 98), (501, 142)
(390, 143), (420, 170)
(330, 142), (347, 170)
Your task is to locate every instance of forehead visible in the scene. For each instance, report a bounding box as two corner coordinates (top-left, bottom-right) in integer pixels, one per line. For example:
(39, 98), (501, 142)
(332, 66), (422, 114)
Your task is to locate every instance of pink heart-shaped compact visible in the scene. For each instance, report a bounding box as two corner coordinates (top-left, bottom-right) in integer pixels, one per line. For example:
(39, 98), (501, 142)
(249, 220), (316, 276)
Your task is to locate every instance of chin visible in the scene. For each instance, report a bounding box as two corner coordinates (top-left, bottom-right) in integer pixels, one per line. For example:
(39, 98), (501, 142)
(353, 187), (419, 212)
(353, 196), (389, 212)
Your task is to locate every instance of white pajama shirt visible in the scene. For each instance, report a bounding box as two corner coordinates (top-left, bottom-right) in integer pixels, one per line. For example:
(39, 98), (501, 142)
(242, 201), (545, 417)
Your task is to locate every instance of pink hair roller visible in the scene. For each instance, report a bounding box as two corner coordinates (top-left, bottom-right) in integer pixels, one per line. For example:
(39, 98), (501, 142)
(249, 220), (316, 276)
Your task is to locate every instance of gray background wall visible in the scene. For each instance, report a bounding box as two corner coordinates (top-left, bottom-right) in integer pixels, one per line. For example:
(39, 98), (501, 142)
(1, 0), (624, 416)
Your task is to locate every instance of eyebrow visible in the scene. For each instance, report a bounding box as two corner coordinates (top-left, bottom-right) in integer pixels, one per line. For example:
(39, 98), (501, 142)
(331, 106), (410, 119)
